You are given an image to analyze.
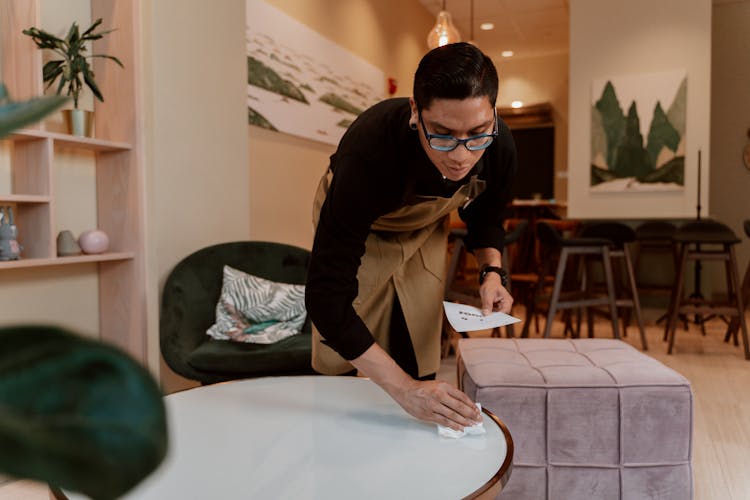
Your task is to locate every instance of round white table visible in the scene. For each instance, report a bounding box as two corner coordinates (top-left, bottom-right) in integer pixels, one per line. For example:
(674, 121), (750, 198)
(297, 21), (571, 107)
(68, 376), (512, 499)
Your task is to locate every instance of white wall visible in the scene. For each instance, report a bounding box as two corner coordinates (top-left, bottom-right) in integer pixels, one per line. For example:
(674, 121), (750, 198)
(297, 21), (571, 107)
(568, 0), (712, 219)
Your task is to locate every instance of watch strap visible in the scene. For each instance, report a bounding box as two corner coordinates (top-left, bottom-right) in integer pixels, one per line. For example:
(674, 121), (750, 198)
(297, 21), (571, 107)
(479, 265), (508, 287)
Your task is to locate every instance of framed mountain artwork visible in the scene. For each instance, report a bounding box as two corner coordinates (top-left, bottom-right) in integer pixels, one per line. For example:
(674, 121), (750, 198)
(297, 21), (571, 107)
(246, 0), (384, 146)
(590, 71), (687, 192)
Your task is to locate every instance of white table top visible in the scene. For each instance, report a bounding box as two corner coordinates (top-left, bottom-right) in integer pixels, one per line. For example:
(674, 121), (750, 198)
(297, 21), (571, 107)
(69, 376), (512, 499)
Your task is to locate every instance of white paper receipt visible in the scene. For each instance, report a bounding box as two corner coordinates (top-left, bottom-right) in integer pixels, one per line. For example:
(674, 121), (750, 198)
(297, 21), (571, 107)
(443, 301), (521, 333)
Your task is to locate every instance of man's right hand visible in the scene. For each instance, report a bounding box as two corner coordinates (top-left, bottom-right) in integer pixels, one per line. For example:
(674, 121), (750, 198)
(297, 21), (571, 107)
(351, 343), (481, 431)
(390, 378), (482, 431)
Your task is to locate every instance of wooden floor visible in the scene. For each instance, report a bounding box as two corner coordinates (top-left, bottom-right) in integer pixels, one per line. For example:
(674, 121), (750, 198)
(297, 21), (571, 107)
(438, 308), (750, 500)
(2, 310), (749, 500)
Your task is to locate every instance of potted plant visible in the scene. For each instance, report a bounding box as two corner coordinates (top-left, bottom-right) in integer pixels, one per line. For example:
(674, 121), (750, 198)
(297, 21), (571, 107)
(22, 18), (123, 137)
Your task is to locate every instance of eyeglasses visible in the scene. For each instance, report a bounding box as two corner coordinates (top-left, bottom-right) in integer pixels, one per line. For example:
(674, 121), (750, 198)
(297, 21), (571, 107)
(419, 109), (498, 152)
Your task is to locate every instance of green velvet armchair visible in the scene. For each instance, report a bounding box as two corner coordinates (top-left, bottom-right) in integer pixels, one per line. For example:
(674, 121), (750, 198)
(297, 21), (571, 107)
(160, 241), (316, 384)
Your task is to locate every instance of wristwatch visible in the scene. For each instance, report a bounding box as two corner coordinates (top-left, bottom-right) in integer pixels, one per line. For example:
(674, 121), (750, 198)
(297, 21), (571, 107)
(479, 265), (508, 287)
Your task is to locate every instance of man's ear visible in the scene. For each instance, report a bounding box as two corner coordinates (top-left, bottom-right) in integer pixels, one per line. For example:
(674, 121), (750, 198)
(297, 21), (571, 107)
(408, 97), (418, 129)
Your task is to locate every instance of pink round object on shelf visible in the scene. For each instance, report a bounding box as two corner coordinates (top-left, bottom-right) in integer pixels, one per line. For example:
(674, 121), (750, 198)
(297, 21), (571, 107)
(78, 229), (110, 254)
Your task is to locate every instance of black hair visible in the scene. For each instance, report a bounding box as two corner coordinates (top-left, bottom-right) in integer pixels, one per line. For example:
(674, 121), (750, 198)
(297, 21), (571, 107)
(413, 42), (499, 111)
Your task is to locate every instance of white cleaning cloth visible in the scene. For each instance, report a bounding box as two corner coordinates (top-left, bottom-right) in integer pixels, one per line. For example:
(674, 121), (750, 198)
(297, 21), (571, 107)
(437, 403), (486, 438)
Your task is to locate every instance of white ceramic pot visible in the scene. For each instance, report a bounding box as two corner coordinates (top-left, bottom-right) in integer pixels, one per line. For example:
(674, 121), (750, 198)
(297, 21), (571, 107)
(78, 229), (110, 254)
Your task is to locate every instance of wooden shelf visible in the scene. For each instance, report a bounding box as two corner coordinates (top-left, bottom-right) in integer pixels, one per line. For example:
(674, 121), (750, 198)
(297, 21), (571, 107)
(7, 128), (131, 152)
(497, 102), (554, 129)
(1, 0), (147, 361)
(0, 194), (51, 203)
(0, 252), (135, 270)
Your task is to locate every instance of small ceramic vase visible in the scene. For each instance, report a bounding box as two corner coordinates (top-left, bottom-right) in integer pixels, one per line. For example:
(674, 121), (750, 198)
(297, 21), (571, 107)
(57, 230), (82, 256)
(78, 229), (110, 254)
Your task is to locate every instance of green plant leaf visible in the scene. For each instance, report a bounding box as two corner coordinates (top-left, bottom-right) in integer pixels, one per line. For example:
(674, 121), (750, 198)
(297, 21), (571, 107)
(65, 21), (80, 46)
(42, 60), (64, 82)
(22, 27), (65, 49)
(80, 18), (103, 38)
(0, 92), (68, 138)
(83, 67), (104, 102)
(0, 326), (168, 500)
(54, 75), (67, 96)
(91, 54), (124, 68)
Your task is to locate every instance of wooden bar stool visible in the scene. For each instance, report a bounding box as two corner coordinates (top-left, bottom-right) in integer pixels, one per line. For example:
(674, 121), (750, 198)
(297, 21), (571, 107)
(580, 222), (648, 350)
(533, 220), (620, 340)
(634, 221), (681, 326)
(665, 220), (750, 359)
(724, 219), (750, 344)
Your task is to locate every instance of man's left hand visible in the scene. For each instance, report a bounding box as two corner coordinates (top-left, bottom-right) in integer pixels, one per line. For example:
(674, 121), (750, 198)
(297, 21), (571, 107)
(479, 272), (513, 315)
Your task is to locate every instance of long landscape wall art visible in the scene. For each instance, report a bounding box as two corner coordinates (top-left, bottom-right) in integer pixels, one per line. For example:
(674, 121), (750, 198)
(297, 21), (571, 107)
(590, 70), (687, 192)
(246, 0), (384, 146)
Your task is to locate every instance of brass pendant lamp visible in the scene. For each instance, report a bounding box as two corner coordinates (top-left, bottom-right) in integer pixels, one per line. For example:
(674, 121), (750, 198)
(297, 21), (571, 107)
(426, 0), (461, 49)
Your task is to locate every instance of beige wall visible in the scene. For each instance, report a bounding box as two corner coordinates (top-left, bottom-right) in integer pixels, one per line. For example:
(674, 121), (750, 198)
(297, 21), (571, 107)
(568, 0), (712, 219)
(248, 0), (435, 249)
(145, 0), (249, 391)
(497, 53), (569, 202)
(710, 0), (750, 281)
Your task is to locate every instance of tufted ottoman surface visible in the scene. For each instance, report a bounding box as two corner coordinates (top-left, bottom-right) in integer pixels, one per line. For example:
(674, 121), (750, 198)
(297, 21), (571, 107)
(457, 338), (693, 500)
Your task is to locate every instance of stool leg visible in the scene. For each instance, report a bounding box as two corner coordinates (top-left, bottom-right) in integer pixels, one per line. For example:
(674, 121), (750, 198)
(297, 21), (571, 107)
(584, 255), (595, 338)
(544, 247), (570, 338)
(722, 245), (739, 346)
(728, 246), (750, 360)
(664, 241), (682, 342)
(624, 246), (648, 350)
(725, 259), (750, 343)
(667, 245), (689, 354)
(602, 247), (621, 339)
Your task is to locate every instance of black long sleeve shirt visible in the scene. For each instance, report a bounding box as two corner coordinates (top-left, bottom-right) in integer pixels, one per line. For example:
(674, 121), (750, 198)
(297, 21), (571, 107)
(305, 97), (517, 360)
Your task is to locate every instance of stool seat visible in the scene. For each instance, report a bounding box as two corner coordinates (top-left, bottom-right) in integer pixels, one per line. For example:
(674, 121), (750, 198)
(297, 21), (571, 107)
(672, 220), (740, 244)
(458, 338), (693, 500)
(582, 221), (636, 248)
(635, 220), (678, 241)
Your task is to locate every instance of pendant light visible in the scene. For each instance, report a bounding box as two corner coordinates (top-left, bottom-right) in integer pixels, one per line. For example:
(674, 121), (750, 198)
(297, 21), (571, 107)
(427, 0), (461, 50)
(468, 0), (475, 45)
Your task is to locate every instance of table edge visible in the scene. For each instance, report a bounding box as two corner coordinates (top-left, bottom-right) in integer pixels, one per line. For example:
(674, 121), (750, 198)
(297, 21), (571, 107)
(463, 407), (514, 499)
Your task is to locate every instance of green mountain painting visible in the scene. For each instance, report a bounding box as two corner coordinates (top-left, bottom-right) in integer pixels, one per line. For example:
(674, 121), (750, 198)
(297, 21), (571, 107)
(591, 71), (686, 191)
(246, 0), (384, 146)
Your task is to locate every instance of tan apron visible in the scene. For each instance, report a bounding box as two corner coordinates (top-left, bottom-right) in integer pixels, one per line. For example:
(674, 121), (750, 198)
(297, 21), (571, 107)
(311, 168), (486, 377)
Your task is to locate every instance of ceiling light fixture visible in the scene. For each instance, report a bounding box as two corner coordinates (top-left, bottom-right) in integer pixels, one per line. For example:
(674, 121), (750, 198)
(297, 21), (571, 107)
(427, 0), (461, 50)
(501, 50), (514, 58)
(511, 100), (523, 108)
(480, 22), (494, 31)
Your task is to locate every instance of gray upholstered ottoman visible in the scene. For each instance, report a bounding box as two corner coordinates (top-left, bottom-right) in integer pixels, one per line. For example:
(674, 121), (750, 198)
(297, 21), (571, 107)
(457, 338), (693, 500)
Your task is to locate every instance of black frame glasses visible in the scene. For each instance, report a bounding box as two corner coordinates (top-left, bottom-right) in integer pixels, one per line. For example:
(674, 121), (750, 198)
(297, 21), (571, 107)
(419, 109), (498, 152)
